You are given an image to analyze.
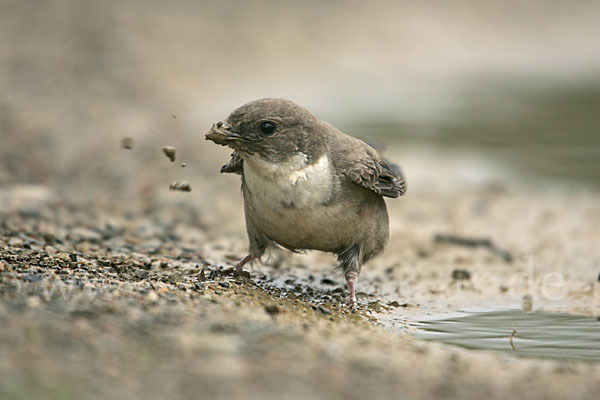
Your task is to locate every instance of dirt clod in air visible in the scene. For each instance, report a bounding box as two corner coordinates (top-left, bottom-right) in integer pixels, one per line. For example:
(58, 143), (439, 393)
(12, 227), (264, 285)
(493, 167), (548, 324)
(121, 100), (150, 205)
(121, 137), (134, 150)
(169, 180), (191, 192)
(162, 146), (176, 162)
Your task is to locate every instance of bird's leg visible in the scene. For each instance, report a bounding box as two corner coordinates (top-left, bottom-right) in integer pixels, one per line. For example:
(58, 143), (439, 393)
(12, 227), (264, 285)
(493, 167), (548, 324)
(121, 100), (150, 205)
(338, 244), (361, 312)
(345, 270), (358, 312)
(234, 254), (252, 275)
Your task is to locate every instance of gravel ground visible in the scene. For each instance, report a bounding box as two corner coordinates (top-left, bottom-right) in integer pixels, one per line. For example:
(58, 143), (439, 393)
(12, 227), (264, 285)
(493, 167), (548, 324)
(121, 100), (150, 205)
(1, 179), (599, 400)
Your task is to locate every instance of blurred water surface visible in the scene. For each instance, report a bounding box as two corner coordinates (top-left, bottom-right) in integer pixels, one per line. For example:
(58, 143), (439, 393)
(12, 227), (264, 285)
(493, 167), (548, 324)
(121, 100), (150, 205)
(343, 81), (600, 187)
(414, 310), (600, 361)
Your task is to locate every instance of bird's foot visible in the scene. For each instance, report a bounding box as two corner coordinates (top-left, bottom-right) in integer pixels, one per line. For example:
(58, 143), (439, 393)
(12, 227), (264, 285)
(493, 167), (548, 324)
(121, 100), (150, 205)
(233, 254), (252, 277)
(346, 294), (357, 312)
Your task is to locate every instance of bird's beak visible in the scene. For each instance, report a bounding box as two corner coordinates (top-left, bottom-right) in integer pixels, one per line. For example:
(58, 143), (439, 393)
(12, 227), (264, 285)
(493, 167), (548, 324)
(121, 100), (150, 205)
(205, 121), (241, 145)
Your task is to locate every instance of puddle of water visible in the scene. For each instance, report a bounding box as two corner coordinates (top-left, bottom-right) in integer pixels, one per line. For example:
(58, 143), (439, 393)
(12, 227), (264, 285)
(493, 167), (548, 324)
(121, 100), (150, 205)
(412, 309), (600, 362)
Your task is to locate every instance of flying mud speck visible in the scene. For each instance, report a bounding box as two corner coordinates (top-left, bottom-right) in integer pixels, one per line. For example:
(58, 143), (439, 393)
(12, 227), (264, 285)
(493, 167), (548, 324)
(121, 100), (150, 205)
(121, 137), (134, 150)
(169, 180), (191, 192)
(162, 146), (176, 162)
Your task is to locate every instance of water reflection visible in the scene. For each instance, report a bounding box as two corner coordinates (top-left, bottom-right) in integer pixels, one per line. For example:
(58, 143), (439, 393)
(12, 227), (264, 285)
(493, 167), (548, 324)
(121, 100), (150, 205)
(413, 309), (600, 361)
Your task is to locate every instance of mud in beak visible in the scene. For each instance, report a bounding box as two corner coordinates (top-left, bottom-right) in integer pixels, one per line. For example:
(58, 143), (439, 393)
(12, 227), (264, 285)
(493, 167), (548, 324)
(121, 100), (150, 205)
(205, 121), (241, 145)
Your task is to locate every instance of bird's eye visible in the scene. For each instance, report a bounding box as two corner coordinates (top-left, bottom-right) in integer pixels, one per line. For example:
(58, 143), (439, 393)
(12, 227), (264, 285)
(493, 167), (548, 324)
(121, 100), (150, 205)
(259, 121), (276, 135)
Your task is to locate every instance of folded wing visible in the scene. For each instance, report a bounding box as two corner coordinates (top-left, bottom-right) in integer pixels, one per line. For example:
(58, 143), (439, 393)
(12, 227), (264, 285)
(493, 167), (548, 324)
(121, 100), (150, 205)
(327, 126), (406, 198)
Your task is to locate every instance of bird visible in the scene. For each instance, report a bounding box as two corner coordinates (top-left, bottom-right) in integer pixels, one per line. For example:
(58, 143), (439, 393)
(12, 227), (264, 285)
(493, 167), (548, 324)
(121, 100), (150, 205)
(205, 98), (406, 310)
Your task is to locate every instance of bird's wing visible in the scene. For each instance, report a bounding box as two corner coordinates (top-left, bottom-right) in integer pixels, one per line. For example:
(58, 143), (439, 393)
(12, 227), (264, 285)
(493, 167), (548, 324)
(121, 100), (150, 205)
(220, 151), (243, 175)
(327, 126), (406, 198)
(344, 156), (406, 198)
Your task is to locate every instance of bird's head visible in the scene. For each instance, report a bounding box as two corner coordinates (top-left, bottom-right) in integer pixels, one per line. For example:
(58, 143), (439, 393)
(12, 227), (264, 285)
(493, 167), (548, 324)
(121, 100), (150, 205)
(205, 98), (327, 163)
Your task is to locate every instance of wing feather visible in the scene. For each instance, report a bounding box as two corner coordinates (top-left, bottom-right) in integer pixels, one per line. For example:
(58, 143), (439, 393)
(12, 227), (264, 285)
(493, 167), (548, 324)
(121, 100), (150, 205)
(344, 157), (406, 198)
(326, 124), (406, 198)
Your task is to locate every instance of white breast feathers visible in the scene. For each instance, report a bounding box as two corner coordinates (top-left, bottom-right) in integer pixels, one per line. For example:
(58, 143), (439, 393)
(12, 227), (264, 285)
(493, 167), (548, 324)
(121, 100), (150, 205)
(243, 153), (333, 209)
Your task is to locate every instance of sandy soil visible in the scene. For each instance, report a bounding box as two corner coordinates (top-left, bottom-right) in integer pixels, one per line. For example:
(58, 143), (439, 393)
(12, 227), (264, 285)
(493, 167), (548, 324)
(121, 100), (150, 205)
(1, 174), (599, 399)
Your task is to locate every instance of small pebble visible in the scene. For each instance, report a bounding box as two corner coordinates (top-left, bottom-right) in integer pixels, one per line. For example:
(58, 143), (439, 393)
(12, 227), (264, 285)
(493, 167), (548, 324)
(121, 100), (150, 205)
(218, 281), (230, 289)
(146, 291), (159, 304)
(198, 269), (207, 282)
(42, 233), (56, 245)
(451, 269), (471, 280)
(264, 304), (280, 315)
(522, 294), (533, 312)
(121, 137), (134, 150)
(317, 306), (332, 315)
(181, 163), (186, 168)
(162, 146), (176, 162)
(135, 269), (149, 279)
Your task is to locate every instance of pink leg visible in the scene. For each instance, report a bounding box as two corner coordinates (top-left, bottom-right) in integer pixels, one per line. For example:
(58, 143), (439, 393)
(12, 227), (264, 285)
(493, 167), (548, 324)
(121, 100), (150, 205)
(234, 254), (252, 275)
(345, 271), (358, 312)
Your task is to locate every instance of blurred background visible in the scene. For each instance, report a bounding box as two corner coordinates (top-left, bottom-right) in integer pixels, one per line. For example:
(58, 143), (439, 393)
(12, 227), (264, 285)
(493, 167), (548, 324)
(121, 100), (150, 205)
(1, 0), (600, 208)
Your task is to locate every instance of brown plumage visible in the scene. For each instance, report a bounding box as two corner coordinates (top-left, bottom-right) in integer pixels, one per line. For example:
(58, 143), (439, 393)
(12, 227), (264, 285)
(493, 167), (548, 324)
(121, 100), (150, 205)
(205, 98), (406, 310)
